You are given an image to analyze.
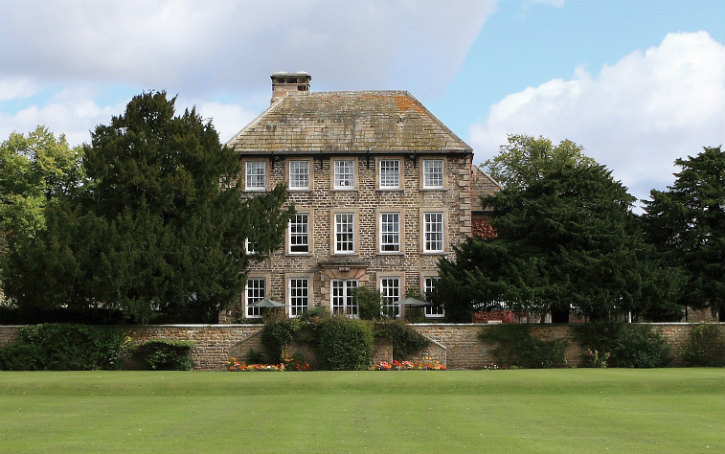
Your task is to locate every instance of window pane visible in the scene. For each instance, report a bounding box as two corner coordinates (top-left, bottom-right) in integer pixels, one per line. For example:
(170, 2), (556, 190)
(331, 279), (358, 316)
(379, 160), (400, 188)
(423, 160), (443, 188)
(424, 277), (444, 317)
(334, 160), (354, 189)
(381, 277), (400, 317)
(380, 212), (400, 252)
(289, 214), (309, 253)
(289, 278), (309, 317)
(246, 162), (265, 190)
(246, 278), (265, 318)
(335, 213), (355, 253)
(424, 212), (444, 252)
(289, 161), (309, 189)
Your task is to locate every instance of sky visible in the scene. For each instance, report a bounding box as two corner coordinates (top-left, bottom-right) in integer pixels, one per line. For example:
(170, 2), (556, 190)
(1, 0), (723, 207)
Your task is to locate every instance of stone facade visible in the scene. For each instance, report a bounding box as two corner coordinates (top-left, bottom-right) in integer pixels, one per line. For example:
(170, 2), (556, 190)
(223, 73), (494, 321)
(2, 323), (721, 370)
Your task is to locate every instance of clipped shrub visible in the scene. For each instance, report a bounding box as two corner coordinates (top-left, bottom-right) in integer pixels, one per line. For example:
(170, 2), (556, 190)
(133, 339), (195, 370)
(0, 323), (125, 370)
(316, 316), (374, 370)
(374, 320), (431, 360)
(479, 324), (568, 368)
(261, 314), (298, 362)
(682, 323), (725, 367)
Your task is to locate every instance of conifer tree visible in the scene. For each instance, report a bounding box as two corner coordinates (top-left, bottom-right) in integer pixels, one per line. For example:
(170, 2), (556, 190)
(3, 92), (292, 322)
(643, 146), (725, 319)
(438, 151), (683, 322)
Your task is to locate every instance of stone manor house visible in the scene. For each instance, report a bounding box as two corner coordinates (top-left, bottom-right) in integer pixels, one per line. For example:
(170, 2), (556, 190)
(222, 72), (498, 321)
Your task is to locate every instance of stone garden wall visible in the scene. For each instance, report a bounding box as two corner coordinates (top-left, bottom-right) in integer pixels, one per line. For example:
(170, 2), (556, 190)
(0, 323), (722, 370)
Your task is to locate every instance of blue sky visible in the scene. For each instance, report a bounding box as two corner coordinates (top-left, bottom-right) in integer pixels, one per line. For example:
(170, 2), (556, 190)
(1, 0), (723, 206)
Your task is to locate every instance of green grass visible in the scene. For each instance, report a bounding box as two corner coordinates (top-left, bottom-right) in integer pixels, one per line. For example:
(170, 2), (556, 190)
(0, 369), (723, 454)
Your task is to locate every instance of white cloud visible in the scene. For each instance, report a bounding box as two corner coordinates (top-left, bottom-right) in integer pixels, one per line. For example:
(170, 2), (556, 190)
(0, 90), (122, 146)
(469, 31), (725, 205)
(0, 77), (38, 101)
(0, 0), (495, 96)
(1, 0), (494, 148)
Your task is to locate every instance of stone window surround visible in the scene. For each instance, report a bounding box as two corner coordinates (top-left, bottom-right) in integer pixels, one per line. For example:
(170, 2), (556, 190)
(243, 159), (269, 192)
(330, 208), (359, 255)
(377, 272), (405, 318)
(330, 279), (359, 317)
(376, 157), (403, 190)
(286, 212), (313, 255)
(286, 273), (313, 318)
(243, 273), (271, 319)
(331, 157), (358, 191)
(376, 208), (405, 255)
(420, 209), (447, 254)
(285, 158), (313, 191)
(420, 158), (446, 190)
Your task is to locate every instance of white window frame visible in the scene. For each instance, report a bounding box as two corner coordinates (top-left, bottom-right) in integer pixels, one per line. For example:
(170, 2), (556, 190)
(423, 211), (444, 253)
(288, 213), (310, 254)
(334, 212), (355, 254)
(379, 212), (400, 253)
(423, 159), (444, 189)
(378, 159), (400, 189)
(245, 277), (266, 318)
(288, 278), (310, 317)
(331, 279), (359, 317)
(333, 159), (355, 190)
(244, 238), (258, 255)
(423, 276), (444, 318)
(288, 160), (310, 190)
(379, 276), (401, 318)
(245, 161), (266, 191)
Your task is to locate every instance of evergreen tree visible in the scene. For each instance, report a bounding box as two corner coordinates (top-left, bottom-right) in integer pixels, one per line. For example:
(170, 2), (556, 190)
(642, 146), (725, 319)
(437, 161), (683, 322)
(3, 92), (292, 322)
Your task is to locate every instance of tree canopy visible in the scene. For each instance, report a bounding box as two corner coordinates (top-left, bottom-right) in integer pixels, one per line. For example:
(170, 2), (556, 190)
(642, 146), (725, 319)
(483, 134), (596, 189)
(1, 92), (292, 322)
(437, 143), (683, 322)
(0, 126), (84, 242)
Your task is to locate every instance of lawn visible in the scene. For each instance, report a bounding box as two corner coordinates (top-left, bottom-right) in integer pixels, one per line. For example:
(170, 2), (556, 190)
(0, 369), (723, 454)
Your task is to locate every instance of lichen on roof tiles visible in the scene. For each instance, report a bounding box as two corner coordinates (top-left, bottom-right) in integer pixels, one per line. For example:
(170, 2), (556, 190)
(228, 90), (471, 154)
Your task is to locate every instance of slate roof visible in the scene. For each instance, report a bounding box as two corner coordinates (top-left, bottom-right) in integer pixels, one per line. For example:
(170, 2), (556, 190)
(227, 91), (472, 155)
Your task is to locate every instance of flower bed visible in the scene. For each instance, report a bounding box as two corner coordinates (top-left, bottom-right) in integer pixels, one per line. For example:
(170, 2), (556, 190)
(226, 357), (311, 372)
(369, 359), (447, 371)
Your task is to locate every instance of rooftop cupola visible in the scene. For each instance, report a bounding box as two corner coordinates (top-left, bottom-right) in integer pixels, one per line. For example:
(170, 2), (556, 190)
(270, 71), (311, 104)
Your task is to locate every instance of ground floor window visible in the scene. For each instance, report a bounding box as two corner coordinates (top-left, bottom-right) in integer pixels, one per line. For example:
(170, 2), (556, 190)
(380, 277), (401, 317)
(246, 278), (265, 318)
(331, 279), (358, 317)
(423, 276), (444, 318)
(289, 278), (309, 317)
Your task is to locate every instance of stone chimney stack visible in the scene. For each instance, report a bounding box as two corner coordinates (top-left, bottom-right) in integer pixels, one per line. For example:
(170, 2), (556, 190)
(270, 71), (311, 104)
